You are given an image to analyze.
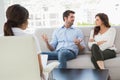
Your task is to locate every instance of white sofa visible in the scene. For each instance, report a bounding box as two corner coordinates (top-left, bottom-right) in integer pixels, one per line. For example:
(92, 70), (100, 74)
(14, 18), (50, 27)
(35, 26), (120, 80)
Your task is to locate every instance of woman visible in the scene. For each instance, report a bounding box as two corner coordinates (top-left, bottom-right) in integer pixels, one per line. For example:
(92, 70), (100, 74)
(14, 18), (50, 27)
(88, 13), (116, 69)
(4, 4), (45, 79)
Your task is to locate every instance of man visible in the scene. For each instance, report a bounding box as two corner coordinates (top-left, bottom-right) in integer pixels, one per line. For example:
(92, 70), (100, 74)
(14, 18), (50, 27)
(42, 10), (85, 68)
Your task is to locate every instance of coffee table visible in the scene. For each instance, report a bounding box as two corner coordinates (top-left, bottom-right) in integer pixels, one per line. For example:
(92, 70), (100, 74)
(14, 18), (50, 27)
(51, 68), (109, 80)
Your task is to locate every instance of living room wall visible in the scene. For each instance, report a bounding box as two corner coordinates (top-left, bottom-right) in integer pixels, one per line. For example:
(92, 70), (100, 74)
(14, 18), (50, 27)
(0, 0), (5, 34)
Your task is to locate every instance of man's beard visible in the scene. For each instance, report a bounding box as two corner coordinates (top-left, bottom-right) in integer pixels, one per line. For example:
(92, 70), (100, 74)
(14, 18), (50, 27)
(70, 22), (74, 26)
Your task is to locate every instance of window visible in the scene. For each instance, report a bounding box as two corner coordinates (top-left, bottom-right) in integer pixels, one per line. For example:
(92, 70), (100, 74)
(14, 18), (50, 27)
(4, 0), (120, 29)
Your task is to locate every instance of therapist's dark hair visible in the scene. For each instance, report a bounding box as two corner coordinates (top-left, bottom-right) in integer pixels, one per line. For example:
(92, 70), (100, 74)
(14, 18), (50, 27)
(4, 4), (29, 36)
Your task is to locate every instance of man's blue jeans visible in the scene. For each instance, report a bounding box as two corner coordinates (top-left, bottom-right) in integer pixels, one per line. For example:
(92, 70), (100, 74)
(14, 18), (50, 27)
(41, 49), (76, 68)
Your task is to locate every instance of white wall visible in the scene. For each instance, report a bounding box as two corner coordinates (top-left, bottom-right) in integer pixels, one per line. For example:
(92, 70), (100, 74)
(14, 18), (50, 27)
(0, 0), (5, 34)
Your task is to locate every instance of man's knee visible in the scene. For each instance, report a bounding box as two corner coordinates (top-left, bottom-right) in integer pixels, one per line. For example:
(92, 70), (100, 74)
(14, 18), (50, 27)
(58, 50), (67, 60)
(58, 51), (66, 57)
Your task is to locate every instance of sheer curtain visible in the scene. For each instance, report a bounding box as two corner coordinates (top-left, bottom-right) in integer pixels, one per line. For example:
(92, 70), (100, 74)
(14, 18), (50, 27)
(0, 0), (5, 35)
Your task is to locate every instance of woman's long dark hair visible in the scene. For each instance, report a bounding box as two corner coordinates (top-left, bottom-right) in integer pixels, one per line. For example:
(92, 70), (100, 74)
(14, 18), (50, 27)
(4, 4), (29, 36)
(93, 13), (111, 37)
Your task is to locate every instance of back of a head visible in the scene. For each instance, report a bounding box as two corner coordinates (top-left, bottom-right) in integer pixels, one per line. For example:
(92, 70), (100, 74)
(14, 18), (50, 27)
(4, 4), (29, 36)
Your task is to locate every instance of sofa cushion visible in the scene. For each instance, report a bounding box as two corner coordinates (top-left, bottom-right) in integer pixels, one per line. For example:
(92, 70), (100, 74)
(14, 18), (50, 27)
(48, 54), (94, 69)
(78, 27), (92, 54)
(67, 54), (94, 68)
(105, 53), (120, 68)
(114, 26), (120, 53)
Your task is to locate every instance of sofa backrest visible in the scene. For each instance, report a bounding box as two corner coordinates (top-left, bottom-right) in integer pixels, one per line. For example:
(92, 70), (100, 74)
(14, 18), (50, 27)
(35, 26), (120, 54)
(113, 26), (120, 53)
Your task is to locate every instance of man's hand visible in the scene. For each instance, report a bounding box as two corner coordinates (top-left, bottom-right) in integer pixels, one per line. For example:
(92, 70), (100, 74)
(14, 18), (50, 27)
(74, 38), (84, 51)
(41, 34), (48, 43)
(74, 38), (82, 46)
(41, 34), (54, 51)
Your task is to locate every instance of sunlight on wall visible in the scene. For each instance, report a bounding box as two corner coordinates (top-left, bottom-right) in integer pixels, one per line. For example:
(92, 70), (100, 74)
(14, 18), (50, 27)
(96, 0), (120, 25)
(3, 0), (120, 29)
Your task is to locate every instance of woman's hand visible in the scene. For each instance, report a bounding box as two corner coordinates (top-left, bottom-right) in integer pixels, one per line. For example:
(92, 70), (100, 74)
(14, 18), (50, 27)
(97, 41), (106, 45)
(89, 39), (94, 42)
(41, 73), (46, 80)
(89, 39), (106, 45)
